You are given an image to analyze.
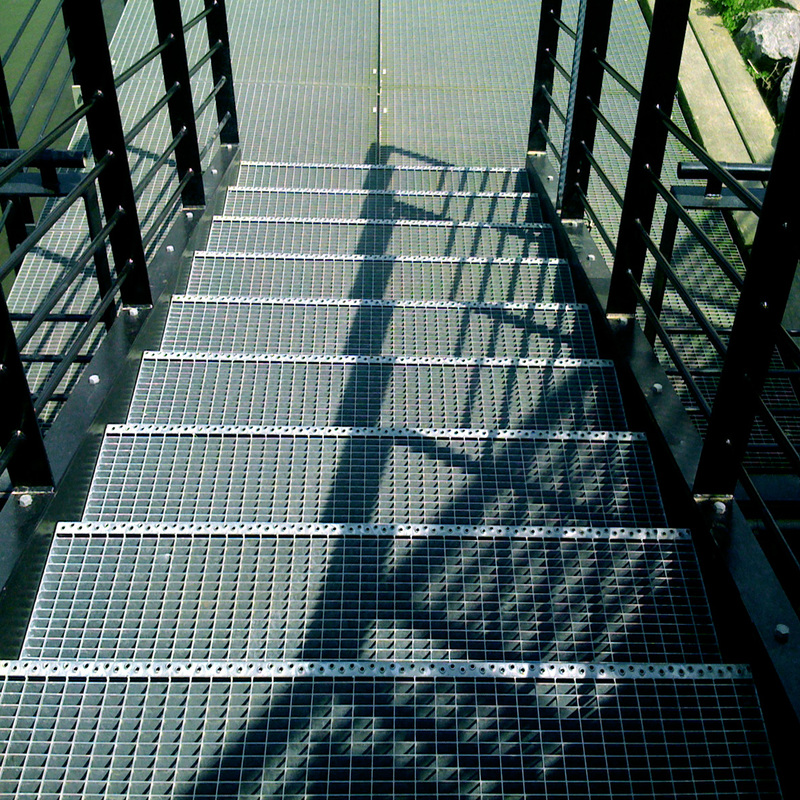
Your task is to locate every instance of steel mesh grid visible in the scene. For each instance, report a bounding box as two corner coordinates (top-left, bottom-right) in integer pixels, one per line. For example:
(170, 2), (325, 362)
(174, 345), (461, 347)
(161, 299), (598, 359)
(224, 0), (376, 87)
(0, 673), (780, 799)
(233, 82), (376, 164)
(23, 530), (718, 663)
(235, 163), (532, 193)
(380, 88), (532, 169)
(205, 218), (557, 259)
(381, 0), (535, 94)
(185, 254), (574, 303)
(222, 189), (544, 224)
(129, 355), (625, 430)
(82, 428), (665, 528)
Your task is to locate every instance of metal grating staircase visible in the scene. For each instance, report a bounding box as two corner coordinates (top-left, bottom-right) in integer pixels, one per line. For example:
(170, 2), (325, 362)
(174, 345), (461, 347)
(0, 1), (783, 796)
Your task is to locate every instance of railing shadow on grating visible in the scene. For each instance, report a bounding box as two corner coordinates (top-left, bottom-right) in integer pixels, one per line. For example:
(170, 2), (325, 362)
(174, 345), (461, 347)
(0, 0), (238, 493)
(526, 0), (800, 794)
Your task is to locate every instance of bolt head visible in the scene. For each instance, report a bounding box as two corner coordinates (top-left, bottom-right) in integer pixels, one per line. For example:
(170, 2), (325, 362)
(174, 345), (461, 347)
(713, 501), (726, 516)
(652, 382), (663, 395)
(775, 624), (790, 643)
(88, 374), (100, 385)
(18, 493), (33, 508)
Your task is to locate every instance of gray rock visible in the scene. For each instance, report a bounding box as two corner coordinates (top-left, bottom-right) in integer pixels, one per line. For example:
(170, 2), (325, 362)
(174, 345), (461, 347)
(779, 60), (796, 117)
(737, 9), (800, 70)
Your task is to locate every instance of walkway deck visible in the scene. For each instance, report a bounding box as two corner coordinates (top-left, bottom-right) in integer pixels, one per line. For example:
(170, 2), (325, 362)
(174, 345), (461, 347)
(0, 1), (782, 797)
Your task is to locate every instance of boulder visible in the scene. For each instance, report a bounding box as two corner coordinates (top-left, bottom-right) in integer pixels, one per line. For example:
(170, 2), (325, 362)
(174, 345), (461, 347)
(737, 9), (800, 70)
(779, 60), (796, 116)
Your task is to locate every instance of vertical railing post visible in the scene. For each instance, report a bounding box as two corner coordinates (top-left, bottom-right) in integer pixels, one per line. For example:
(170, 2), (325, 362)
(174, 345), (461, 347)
(558, 0), (614, 219)
(605, 0), (691, 316)
(694, 69), (800, 496)
(204, 0), (239, 145)
(529, 0), (563, 153)
(152, 0), (206, 207)
(0, 59), (34, 252)
(0, 290), (53, 488)
(62, 0), (152, 307)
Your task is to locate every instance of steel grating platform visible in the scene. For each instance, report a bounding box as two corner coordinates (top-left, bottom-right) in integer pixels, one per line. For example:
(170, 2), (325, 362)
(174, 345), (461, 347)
(161, 298), (598, 358)
(82, 426), (666, 528)
(129, 354), (626, 429)
(23, 524), (718, 663)
(0, 0), (781, 795)
(186, 254), (574, 302)
(0, 663), (780, 800)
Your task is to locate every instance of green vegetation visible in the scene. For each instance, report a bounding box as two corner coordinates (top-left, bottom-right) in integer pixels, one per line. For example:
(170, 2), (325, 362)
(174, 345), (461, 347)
(711, 0), (775, 34)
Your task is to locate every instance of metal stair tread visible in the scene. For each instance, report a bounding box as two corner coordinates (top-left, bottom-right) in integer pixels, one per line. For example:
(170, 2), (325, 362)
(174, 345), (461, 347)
(81, 425), (666, 528)
(160, 297), (598, 358)
(22, 522), (718, 663)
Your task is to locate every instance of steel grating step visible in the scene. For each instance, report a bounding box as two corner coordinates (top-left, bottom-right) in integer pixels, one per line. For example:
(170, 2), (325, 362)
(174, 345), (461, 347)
(236, 161), (532, 193)
(222, 188), (544, 224)
(0, 661), (779, 799)
(186, 253), (573, 302)
(161, 298), (598, 359)
(129, 353), (626, 430)
(204, 217), (558, 259)
(23, 523), (718, 663)
(82, 426), (666, 528)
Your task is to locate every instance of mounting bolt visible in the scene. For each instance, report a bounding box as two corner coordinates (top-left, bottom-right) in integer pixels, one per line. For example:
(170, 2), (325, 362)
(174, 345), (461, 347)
(547, 175), (554, 182)
(713, 501), (726, 516)
(88, 374), (100, 386)
(652, 382), (663, 395)
(18, 494), (33, 508)
(166, 245), (175, 253)
(185, 211), (194, 220)
(211, 168), (218, 176)
(774, 624), (790, 643)
(128, 307), (139, 318)
(588, 254), (596, 261)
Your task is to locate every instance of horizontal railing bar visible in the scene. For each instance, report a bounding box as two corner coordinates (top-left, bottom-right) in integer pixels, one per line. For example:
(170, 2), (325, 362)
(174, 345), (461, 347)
(9, 0), (63, 105)
(627, 277), (713, 418)
(17, 28), (71, 138)
(588, 100), (633, 157)
(0, 149), (84, 169)
(594, 55), (641, 100)
(132, 128), (187, 199)
(198, 110), (231, 162)
(635, 221), (729, 357)
(738, 468), (800, 594)
(11, 312), (92, 323)
(658, 109), (763, 213)
(580, 143), (624, 208)
(548, 53), (572, 83)
(540, 88), (567, 125)
(0, 154), (111, 283)
(33, 260), (133, 413)
(20, 354), (92, 364)
(649, 171), (745, 290)
(114, 35), (174, 88)
(16, 209), (123, 349)
(141, 171), (192, 249)
(183, 3), (214, 33)
(536, 120), (562, 161)
(2, 0), (46, 63)
(0, 200), (15, 234)
(553, 16), (577, 40)
(0, 95), (98, 187)
(678, 161), (771, 182)
(124, 83), (180, 145)
(188, 41), (223, 80)
(194, 77), (226, 120)
(576, 188), (617, 256)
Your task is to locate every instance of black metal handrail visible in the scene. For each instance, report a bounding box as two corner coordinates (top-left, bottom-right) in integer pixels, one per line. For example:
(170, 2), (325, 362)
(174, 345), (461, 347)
(528, 0), (800, 765)
(0, 0), (239, 492)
